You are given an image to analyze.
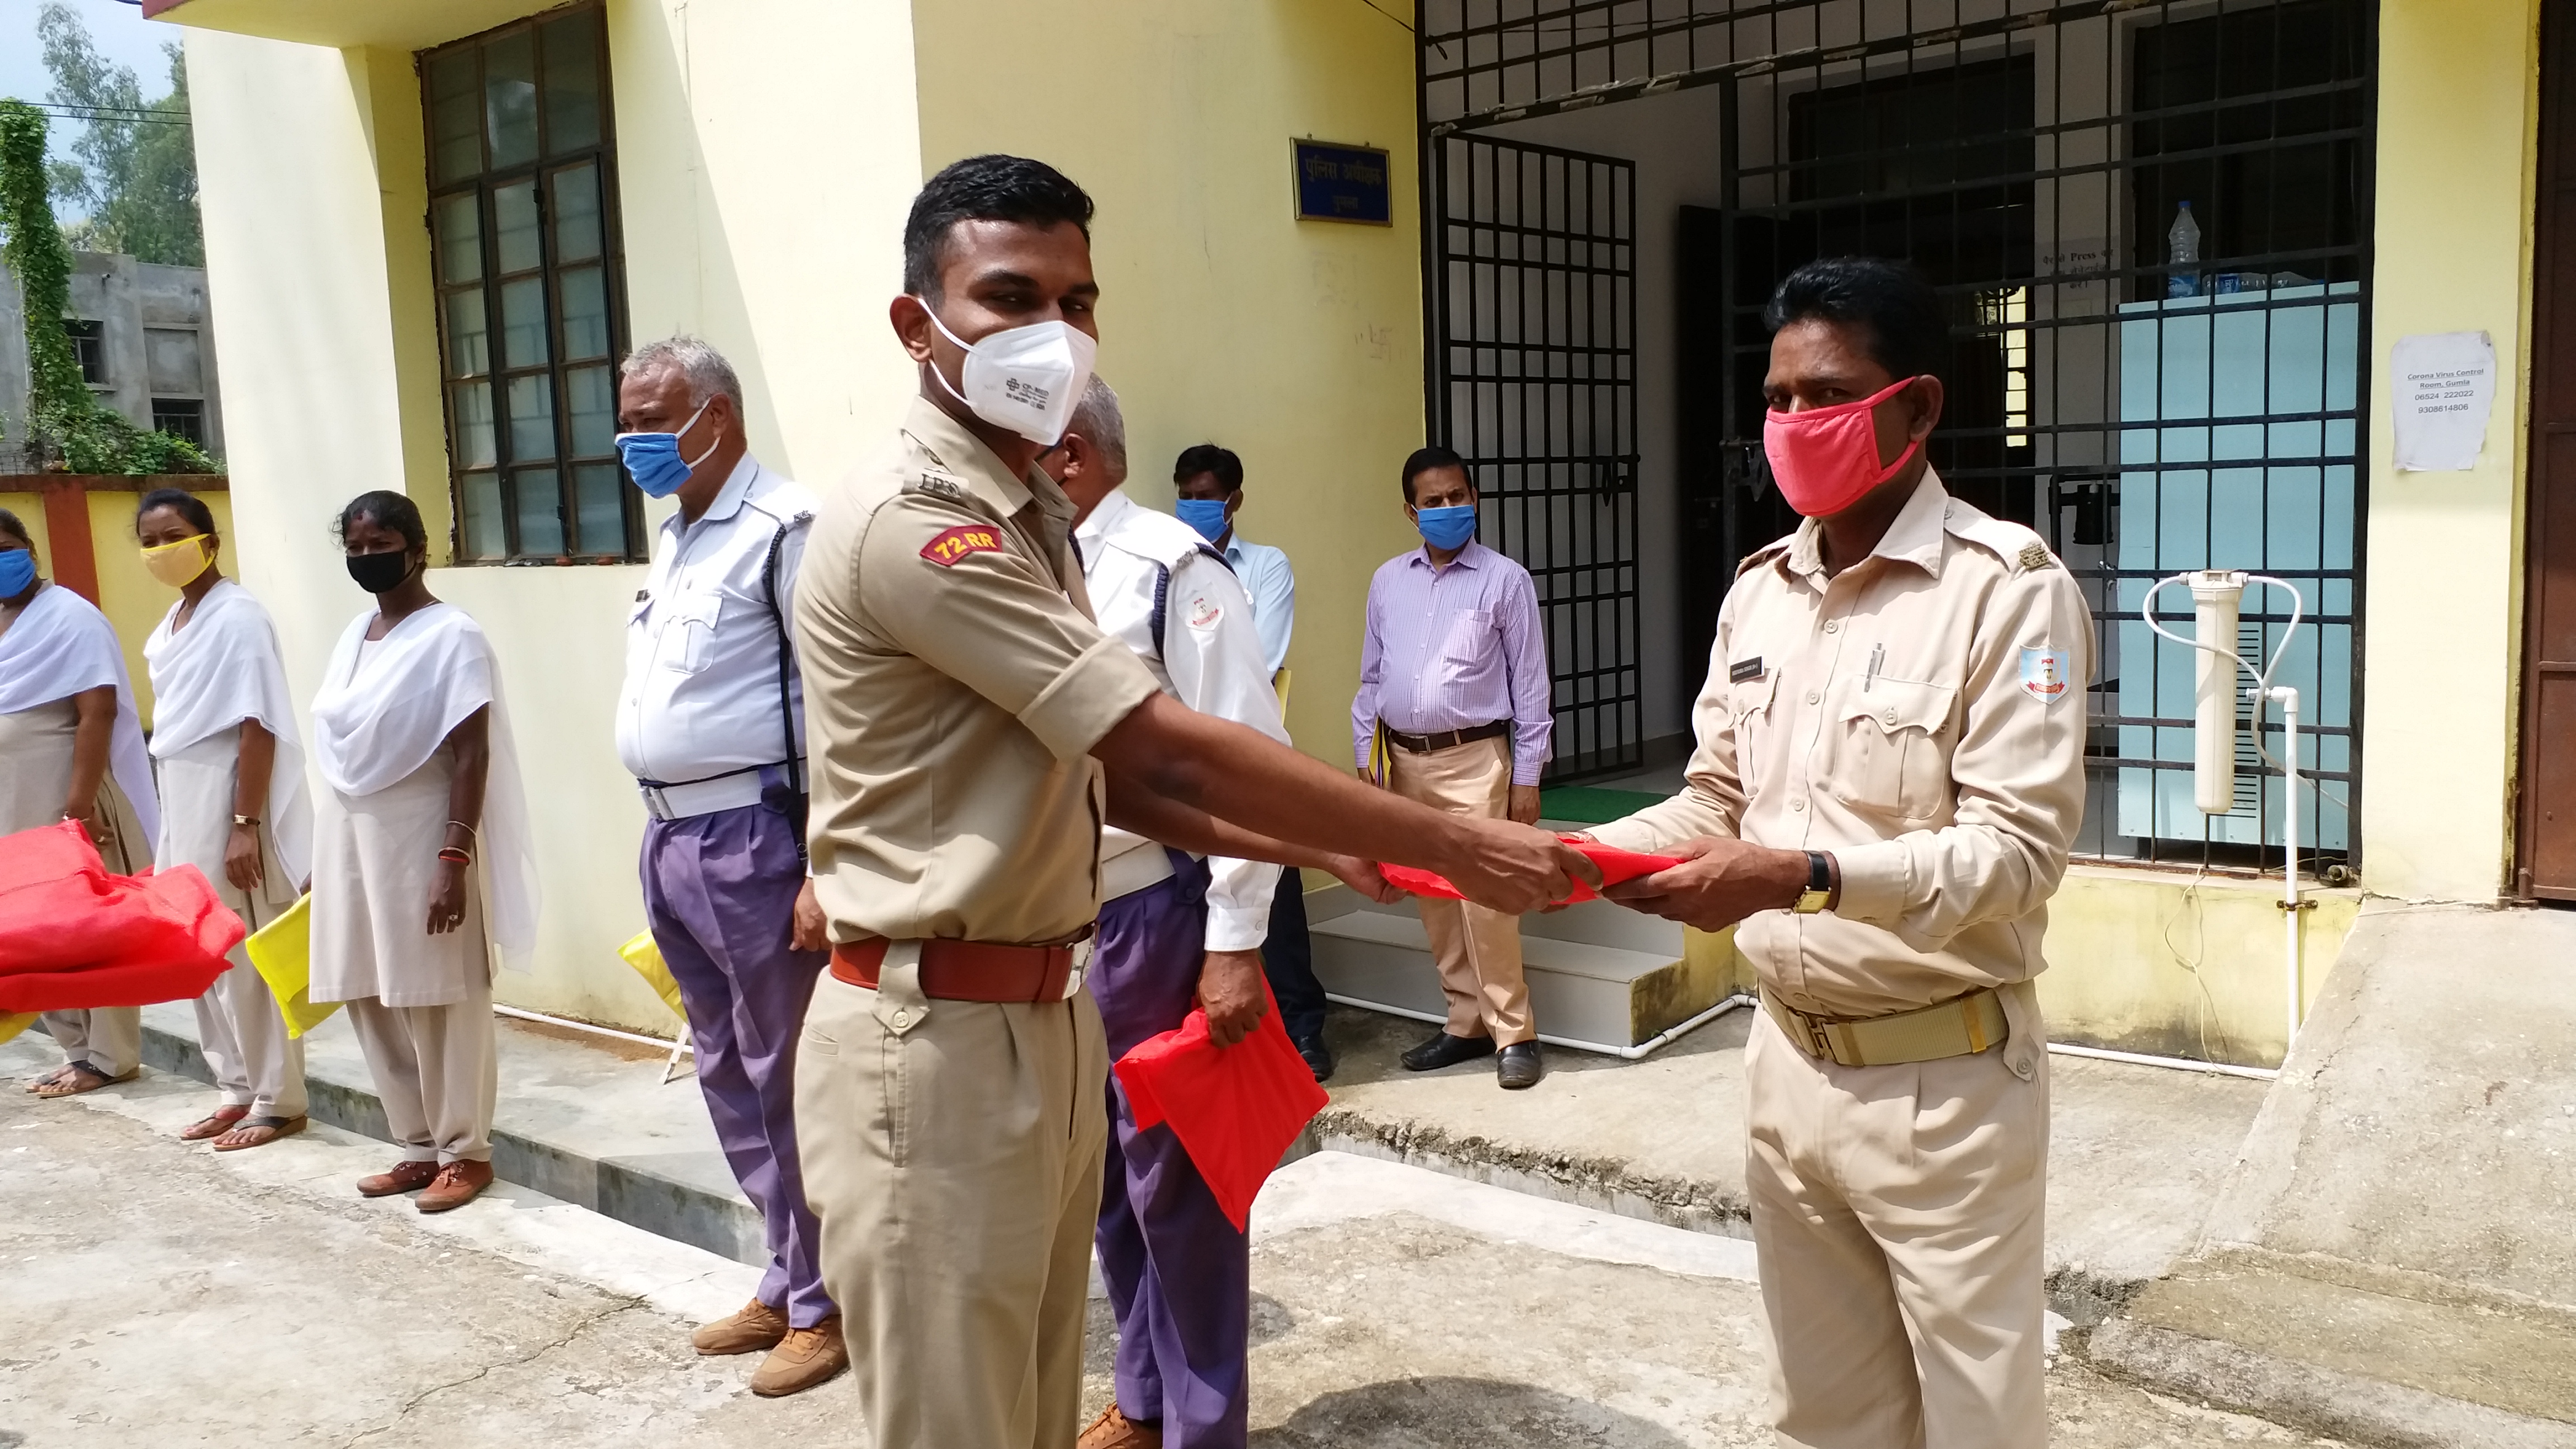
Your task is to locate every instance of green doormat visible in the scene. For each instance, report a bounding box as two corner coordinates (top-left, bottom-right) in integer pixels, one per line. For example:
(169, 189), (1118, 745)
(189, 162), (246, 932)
(1536, 785), (1668, 825)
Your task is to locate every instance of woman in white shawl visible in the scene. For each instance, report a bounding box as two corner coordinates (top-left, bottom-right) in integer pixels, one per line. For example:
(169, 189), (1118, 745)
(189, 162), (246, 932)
(135, 488), (314, 1149)
(0, 508), (159, 1098)
(308, 491), (537, 1215)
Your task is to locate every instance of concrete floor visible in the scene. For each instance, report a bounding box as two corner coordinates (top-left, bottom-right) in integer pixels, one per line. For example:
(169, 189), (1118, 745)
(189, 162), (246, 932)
(2, 1033), (2343, 1448)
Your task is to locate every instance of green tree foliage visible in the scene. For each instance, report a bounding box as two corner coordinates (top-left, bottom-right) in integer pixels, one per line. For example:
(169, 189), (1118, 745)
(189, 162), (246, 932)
(0, 99), (214, 475)
(37, 2), (201, 267)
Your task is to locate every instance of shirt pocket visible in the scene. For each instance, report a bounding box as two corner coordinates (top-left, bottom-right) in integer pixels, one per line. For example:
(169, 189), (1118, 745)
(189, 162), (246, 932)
(1438, 608), (1494, 669)
(1730, 670), (1780, 800)
(1819, 676), (1958, 823)
(656, 593), (723, 675)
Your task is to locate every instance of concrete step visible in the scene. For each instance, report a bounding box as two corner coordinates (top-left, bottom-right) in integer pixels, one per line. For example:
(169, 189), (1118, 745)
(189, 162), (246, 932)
(1306, 887), (1732, 1052)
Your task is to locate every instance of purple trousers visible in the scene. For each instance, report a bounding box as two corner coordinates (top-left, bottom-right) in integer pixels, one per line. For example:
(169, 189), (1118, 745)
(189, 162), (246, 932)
(1094, 853), (1250, 1448)
(640, 799), (835, 1328)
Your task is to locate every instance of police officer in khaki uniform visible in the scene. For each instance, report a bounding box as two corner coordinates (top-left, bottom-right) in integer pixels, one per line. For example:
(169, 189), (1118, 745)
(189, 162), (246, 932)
(1590, 257), (2092, 1448)
(792, 154), (1592, 1449)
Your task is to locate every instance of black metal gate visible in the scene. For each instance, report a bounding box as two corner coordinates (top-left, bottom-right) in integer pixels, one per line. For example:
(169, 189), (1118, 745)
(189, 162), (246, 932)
(1422, 0), (2374, 872)
(1427, 134), (1643, 781)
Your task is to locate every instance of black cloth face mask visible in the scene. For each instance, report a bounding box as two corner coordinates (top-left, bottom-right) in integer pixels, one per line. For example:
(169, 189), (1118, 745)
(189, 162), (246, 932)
(347, 550), (416, 595)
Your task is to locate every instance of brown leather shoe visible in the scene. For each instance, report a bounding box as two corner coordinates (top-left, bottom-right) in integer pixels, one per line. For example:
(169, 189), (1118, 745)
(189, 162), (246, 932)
(1078, 1403), (1163, 1449)
(415, 1159), (495, 1214)
(357, 1159), (441, 1197)
(693, 1299), (790, 1356)
(748, 1317), (847, 1398)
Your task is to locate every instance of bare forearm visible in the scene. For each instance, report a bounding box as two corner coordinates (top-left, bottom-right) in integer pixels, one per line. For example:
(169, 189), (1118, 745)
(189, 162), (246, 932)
(1098, 694), (1475, 876)
(233, 718), (274, 820)
(442, 708), (492, 847)
(1104, 769), (1352, 872)
(65, 686), (114, 812)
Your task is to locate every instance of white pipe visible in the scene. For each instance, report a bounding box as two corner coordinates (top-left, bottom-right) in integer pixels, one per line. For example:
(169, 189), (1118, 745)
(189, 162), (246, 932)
(2045, 1041), (2279, 1081)
(2279, 685), (2304, 1050)
(493, 1003), (692, 1055)
(1324, 991), (1752, 1060)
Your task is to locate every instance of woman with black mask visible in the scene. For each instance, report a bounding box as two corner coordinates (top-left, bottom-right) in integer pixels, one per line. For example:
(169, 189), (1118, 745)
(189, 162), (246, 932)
(306, 491), (538, 1214)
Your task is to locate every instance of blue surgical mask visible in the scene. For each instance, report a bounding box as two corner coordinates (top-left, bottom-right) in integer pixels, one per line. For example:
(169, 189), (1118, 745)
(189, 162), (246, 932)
(0, 547), (34, 598)
(1175, 498), (1230, 544)
(614, 398), (719, 499)
(1415, 504), (1478, 552)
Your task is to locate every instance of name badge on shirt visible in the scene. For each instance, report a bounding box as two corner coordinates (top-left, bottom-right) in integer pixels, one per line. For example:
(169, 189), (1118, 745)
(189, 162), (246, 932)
(1729, 657), (1764, 684)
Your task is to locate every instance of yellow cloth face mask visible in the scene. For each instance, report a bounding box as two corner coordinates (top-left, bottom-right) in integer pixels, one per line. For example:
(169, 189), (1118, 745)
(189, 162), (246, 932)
(141, 534), (215, 588)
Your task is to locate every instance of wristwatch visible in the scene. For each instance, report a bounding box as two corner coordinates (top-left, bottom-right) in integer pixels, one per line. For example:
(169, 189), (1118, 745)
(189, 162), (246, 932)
(1792, 851), (1835, 915)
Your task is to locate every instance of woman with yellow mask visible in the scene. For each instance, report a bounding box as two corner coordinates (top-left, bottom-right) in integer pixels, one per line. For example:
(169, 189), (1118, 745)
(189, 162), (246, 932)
(136, 487), (312, 1149)
(0, 508), (158, 1097)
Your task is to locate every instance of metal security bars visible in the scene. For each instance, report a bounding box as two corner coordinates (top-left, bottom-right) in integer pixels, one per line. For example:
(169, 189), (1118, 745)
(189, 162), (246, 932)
(1428, 135), (1644, 780)
(422, 4), (636, 564)
(1419, 0), (2373, 872)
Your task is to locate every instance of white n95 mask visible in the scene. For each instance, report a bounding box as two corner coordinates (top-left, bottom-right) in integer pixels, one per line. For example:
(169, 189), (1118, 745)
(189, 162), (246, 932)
(916, 301), (1098, 446)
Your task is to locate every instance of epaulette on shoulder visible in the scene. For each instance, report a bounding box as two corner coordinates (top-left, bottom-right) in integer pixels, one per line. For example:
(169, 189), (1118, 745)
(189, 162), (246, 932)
(1736, 538), (1792, 577)
(899, 466), (1004, 523)
(1945, 506), (2059, 575)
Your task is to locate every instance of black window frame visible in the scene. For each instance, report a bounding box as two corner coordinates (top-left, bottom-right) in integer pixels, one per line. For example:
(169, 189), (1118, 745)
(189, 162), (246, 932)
(420, 3), (637, 564)
(64, 319), (107, 386)
(150, 396), (206, 444)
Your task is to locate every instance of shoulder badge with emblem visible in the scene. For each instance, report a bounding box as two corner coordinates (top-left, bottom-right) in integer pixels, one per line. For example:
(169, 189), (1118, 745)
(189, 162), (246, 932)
(907, 468), (970, 503)
(2018, 542), (2054, 572)
(920, 524), (1005, 567)
(2019, 647), (2073, 703)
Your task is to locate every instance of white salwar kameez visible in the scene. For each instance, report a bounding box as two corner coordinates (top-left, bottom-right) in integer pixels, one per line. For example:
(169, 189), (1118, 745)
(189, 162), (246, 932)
(308, 603), (537, 1164)
(0, 584), (158, 1077)
(144, 578), (312, 1119)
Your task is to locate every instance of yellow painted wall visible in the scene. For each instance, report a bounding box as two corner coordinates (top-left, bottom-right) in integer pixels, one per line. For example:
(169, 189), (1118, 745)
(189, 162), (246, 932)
(2357, 0), (2545, 903)
(0, 486), (236, 727)
(910, 0), (1427, 766)
(179, 2), (927, 1032)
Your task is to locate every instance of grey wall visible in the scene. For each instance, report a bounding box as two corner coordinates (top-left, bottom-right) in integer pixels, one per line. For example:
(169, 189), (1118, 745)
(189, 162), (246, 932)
(1, 251), (224, 472)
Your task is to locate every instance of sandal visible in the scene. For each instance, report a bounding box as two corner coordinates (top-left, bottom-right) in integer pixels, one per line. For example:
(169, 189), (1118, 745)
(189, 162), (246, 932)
(182, 1105), (253, 1141)
(211, 1115), (307, 1152)
(33, 1062), (138, 1098)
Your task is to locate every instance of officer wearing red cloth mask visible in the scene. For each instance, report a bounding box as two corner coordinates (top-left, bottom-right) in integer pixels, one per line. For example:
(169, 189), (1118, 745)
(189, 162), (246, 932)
(1588, 257), (2093, 1448)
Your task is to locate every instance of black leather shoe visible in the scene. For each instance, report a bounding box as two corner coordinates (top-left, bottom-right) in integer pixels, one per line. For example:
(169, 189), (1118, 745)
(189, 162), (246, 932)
(1400, 1030), (1497, 1072)
(1497, 1041), (1543, 1090)
(1294, 1033), (1336, 1083)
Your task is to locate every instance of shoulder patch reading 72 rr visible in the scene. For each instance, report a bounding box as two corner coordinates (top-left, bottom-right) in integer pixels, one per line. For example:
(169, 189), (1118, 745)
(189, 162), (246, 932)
(1729, 657), (1764, 684)
(920, 525), (1005, 567)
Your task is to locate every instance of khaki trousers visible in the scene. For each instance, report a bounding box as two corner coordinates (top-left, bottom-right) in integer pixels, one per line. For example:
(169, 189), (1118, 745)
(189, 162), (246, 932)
(40, 1008), (141, 1078)
(1386, 734), (1533, 1044)
(1745, 1006), (2049, 1449)
(345, 977), (498, 1164)
(796, 964), (1110, 1449)
(197, 951), (308, 1120)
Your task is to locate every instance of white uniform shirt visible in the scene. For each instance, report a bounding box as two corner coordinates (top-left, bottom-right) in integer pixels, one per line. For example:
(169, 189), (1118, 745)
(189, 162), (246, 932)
(1220, 532), (1295, 677)
(1077, 487), (1286, 951)
(616, 455), (817, 785)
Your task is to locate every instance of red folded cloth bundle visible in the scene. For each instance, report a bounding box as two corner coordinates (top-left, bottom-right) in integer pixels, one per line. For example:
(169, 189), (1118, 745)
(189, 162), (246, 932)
(1112, 985), (1330, 1231)
(1379, 836), (1684, 906)
(0, 820), (246, 1012)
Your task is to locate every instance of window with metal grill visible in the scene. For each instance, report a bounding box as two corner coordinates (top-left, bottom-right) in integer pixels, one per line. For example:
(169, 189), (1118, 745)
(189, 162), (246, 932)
(422, 4), (634, 562)
(64, 320), (107, 386)
(151, 397), (205, 444)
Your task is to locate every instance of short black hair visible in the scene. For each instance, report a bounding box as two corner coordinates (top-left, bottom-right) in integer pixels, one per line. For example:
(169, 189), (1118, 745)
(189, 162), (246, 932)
(334, 490), (428, 554)
(1172, 443), (1243, 494)
(0, 506), (29, 548)
(135, 487), (217, 538)
(1762, 257), (1949, 385)
(903, 155), (1095, 300)
(1400, 444), (1472, 505)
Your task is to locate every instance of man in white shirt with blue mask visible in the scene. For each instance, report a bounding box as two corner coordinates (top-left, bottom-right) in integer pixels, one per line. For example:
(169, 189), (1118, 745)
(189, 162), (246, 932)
(1044, 385), (1284, 1449)
(612, 336), (844, 1398)
(1171, 444), (1330, 1080)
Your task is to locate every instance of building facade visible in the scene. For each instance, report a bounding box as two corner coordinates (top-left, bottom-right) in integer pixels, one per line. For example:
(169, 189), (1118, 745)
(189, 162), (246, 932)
(1, 250), (226, 473)
(141, 0), (2556, 1062)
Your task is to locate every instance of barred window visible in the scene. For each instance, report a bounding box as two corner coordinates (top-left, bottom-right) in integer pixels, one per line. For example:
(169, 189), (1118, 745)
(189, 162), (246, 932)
(422, 4), (634, 562)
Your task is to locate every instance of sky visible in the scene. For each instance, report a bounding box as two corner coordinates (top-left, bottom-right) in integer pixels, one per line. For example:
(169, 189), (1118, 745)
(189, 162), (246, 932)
(0, 0), (186, 220)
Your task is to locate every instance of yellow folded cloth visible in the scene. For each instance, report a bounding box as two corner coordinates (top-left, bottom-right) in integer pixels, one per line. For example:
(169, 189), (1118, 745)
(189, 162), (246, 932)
(0, 1012), (34, 1046)
(620, 931), (688, 1025)
(245, 894), (341, 1039)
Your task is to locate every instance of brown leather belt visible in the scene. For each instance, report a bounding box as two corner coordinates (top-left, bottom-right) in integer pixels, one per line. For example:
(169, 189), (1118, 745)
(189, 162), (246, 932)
(1382, 719), (1510, 754)
(830, 937), (1081, 1003)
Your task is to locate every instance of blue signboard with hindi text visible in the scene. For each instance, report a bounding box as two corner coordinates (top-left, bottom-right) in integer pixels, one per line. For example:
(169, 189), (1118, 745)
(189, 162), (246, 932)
(1292, 140), (1392, 226)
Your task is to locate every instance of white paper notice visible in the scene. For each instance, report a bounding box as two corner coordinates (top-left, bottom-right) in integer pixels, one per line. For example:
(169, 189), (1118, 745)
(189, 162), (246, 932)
(2392, 330), (2498, 472)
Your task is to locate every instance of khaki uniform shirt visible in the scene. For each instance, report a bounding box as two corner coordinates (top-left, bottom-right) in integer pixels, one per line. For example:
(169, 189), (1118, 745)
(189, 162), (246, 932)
(1590, 470), (2094, 1047)
(796, 397), (1161, 945)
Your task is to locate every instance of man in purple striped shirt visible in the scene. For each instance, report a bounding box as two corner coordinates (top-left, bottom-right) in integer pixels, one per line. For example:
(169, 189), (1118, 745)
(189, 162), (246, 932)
(1351, 446), (1555, 1090)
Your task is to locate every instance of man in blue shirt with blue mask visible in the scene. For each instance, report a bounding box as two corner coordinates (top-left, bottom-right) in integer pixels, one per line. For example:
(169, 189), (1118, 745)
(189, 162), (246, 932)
(1172, 444), (1334, 1080)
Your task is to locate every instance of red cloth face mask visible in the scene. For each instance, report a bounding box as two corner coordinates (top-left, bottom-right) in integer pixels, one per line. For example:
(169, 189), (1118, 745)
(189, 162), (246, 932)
(1762, 376), (1926, 517)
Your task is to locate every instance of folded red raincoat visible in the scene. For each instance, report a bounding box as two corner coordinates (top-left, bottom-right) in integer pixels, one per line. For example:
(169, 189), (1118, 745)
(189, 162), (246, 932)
(1379, 836), (1684, 906)
(0, 820), (245, 1012)
(1113, 987), (1330, 1231)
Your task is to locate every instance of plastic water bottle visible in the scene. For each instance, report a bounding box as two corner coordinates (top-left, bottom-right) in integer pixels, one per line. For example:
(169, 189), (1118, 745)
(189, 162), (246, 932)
(2166, 201), (2201, 299)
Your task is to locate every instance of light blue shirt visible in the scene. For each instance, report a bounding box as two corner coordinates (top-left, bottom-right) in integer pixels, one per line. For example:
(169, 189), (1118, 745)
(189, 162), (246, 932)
(1221, 532), (1295, 676)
